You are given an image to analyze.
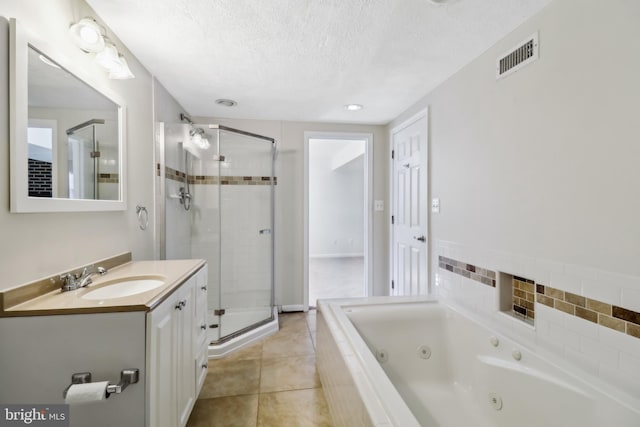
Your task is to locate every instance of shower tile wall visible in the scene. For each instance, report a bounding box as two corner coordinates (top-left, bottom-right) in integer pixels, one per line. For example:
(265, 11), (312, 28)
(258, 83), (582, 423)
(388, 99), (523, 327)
(189, 139), (273, 314)
(434, 240), (640, 397)
(96, 121), (120, 200)
(164, 124), (192, 260)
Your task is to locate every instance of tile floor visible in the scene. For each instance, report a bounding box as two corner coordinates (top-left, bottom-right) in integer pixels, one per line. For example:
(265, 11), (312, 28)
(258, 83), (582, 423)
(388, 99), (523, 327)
(186, 310), (334, 427)
(308, 257), (365, 307)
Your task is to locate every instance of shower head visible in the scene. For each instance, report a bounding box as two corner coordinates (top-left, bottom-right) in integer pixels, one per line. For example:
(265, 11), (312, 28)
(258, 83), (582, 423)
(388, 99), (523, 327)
(189, 127), (205, 137)
(189, 127), (210, 149)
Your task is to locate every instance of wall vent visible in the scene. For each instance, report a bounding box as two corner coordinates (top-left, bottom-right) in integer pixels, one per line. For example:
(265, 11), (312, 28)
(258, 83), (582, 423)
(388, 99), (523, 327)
(496, 32), (539, 79)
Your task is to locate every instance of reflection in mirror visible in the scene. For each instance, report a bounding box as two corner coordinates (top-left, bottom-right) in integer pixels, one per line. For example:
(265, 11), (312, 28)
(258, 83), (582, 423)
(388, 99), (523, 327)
(27, 46), (120, 200)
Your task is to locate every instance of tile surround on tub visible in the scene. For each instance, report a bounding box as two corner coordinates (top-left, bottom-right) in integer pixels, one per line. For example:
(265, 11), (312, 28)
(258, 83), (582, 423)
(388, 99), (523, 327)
(438, 254), (640, 341)
(438, 256), (496, 287)
(536, 284), (640, 340)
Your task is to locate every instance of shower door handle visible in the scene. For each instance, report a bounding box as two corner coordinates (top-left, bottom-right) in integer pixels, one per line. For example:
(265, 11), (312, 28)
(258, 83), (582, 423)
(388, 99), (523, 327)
(259, 229), (272, 235)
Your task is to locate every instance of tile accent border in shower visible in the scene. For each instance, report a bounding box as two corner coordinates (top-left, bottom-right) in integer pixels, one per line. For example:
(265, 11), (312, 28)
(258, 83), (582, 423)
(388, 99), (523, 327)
(438, 256), (496, 287)
(536, 285), (640, 339)
(163, 165), (277, 185)
(97, 173), (119, 183)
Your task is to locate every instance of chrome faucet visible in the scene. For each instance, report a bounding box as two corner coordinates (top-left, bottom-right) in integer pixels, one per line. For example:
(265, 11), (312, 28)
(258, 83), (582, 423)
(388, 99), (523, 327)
(60, 265), (108, 292)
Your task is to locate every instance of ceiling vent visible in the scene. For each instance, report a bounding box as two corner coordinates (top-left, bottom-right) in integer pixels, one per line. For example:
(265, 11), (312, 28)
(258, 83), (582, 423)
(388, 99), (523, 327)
(496, 32), (538, 79)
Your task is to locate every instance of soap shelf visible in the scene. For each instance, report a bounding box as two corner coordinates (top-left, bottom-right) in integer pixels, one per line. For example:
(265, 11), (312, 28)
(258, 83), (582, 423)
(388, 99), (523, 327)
(63, 369), (139, 399)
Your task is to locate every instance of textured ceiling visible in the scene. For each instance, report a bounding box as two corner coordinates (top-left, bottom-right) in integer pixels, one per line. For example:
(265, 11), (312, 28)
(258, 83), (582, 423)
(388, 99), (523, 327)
(86, 0), (552, 124)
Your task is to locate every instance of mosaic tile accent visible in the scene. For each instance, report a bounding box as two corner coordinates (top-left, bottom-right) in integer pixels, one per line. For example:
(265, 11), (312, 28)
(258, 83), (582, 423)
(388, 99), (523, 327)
(164, 165), (276, 185)
(512, 276), (535, 321)
(536, 285), (640, 340)
(164, 165), (186, 181)
(438, 256), (496, 287)
(97, 173), (119, 183)
(28, 158), (52, 197)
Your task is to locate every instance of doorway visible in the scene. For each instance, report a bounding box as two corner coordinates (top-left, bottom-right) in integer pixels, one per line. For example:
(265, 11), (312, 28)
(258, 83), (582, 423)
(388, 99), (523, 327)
(304, 132), (373, 309)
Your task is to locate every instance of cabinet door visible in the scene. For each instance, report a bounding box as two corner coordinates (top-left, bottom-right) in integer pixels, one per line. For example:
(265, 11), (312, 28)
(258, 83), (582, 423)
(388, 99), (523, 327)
(195, 342), (208, 395)
(175, 278), (196, 427)
(148, 297), (176, 427)
(194, 266), (209, 353)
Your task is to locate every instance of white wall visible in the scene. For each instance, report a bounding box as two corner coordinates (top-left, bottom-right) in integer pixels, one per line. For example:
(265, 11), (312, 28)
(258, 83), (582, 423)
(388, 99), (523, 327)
(390, 0), (640, 280)
(389, 0), (640, 395)
(0, 0), (163, 290)
(309, 139), (365, 257)
(193, 117), (389, 306)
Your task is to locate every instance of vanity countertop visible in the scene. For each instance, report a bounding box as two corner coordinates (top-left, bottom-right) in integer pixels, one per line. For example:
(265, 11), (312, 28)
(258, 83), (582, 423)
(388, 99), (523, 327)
(0, 259), (205, 317)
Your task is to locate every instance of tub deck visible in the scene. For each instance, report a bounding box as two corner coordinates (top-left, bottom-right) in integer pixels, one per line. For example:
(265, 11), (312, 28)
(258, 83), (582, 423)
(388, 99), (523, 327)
(317, 298), (640, 427)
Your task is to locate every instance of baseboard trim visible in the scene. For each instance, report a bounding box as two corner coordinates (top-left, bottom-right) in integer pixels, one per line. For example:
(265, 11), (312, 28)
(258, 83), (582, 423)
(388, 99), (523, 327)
(309, 253), (365, 259)
(280, 304), (306, 312)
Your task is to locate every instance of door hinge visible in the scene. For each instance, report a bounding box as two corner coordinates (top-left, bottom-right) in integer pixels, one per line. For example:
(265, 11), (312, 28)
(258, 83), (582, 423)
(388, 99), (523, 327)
(391, 215), (394, 225)
(391, 150), (395, 160)
(391, 280), (395, 290)
(214, 309), (225, 316)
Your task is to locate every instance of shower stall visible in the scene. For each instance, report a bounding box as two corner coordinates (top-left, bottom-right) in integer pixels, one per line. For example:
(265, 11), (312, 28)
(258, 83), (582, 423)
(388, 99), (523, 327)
(66, 119), (104, 199)
(158, 118), (277, 355)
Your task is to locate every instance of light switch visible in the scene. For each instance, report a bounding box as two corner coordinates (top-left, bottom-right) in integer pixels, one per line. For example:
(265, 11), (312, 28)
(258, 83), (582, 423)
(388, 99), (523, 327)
(431, 198), (440, 213)
(374, 200), (384, 211)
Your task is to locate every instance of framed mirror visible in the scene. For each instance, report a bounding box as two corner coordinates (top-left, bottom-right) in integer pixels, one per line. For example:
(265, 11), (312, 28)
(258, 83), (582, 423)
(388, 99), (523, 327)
(9, 18), (126, 212)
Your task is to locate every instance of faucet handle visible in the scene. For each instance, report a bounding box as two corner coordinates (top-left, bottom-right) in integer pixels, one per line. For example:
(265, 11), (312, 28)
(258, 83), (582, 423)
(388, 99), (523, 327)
(59, 273), (77, 291)
(97, 266), (107, 275)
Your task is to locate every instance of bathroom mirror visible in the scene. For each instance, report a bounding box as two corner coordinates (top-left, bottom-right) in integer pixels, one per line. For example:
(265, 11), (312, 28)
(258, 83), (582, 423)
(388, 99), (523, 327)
(9, 18), (126, 212)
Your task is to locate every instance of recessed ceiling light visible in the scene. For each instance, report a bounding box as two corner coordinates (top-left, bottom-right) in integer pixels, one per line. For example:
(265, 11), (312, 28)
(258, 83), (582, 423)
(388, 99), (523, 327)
(215, 99), (237, 107)
(427, 0), (453, 4)
(344, 104), (363, 111)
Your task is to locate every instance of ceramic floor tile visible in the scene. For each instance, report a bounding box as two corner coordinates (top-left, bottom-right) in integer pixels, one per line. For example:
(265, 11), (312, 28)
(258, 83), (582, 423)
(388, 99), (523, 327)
(258, 388), (333, 427)
(187, 395), (258, 427)
(260, 355), (320, 393)
(262, 331), (315, 358)
(199, 358), (261, 399)
(310, 330), (316, 349)
(306, 311), (317, 332)
(279, 312), (310, 334)
(224, 341), (264, 362)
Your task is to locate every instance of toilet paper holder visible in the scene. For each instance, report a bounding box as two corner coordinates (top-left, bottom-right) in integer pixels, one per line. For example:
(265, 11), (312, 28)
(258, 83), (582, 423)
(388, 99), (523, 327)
(63, 369), (139, 399)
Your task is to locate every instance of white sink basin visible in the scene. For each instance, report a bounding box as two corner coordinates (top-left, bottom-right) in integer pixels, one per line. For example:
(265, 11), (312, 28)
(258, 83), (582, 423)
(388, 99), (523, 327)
(82, 276), (166, 300)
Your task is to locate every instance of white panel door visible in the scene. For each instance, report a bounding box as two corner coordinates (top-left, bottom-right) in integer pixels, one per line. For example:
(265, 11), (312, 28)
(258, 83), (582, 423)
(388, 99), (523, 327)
(391, 114), (428, 296)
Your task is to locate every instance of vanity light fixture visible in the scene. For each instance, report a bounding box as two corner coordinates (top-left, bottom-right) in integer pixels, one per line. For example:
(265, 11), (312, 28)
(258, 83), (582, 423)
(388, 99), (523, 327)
(69, 18), (105, 53)
(108, 55), (135, 80)
(344, 104), (363, 111)
(69, 18), (134, 80)
(94, 41), (121, 71)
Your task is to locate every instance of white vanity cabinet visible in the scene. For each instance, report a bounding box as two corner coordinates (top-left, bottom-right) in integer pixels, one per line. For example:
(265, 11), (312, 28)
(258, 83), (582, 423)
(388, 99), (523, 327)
(147, 265), (208, 427)
(0, 258), (207, 427)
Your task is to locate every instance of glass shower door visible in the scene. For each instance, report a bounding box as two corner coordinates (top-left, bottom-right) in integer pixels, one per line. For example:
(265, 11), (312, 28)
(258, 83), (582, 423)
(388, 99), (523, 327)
(217, 128), (274, 339)
(67, 127), (97, 199)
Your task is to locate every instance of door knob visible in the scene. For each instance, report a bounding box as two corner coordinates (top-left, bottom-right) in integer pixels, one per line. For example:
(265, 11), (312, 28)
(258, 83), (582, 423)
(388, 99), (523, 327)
(413, 235), (426, 242)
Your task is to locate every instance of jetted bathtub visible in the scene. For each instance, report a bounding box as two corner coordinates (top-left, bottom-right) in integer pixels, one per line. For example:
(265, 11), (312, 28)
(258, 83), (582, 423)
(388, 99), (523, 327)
(316, 298), (640, 427)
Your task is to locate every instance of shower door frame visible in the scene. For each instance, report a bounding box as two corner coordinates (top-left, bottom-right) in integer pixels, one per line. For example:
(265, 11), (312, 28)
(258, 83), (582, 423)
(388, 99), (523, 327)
(209, 124), (277, 343)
